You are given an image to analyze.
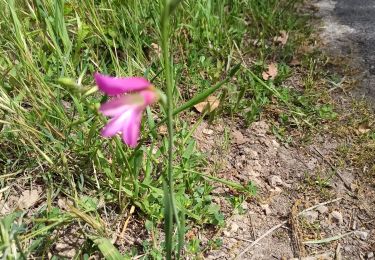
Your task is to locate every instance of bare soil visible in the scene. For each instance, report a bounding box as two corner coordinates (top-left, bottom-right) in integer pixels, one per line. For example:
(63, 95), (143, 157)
(195, 117), (374, 259)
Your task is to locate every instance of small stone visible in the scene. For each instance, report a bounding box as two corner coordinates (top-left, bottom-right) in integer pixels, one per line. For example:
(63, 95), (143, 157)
(203, 128), (214, 135)
(271, 139), (280, 148)
(355, 230), (369, 241)
(230, 222), (239, 233)
(316, 205), (328, 214)
(306, 157), (318, 170)
(260, 204), (271, 215)
(245, 149), (259, 159)
(232, 130), (246, 144)
(367, 252), (374, 259)
(351, 220), (357, 230)
(223, 230), (231, 237)
(271, 186), (283, 193)
(268, 175), (283, 187)
(302, 210), (319, 223)
(331, 211), (344, 225)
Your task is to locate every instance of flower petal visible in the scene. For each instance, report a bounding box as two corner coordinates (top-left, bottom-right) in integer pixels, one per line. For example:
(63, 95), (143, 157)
(122, 108), (143, 147)
(99, 94), (143, 117)
(139, 89), (159, 106)
(101, 110), (132, 137)
(95, 72), (151, 95)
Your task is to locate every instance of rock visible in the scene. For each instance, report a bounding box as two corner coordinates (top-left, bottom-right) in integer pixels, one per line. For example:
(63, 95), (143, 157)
(331, 211), (344, 225)
(244, 148), (259, 159)
(54, 243), (76, 258)
(203, 128), (214, 135)
(351, 220), (357, 230)
(250, 121), (269, 136)
(316, 205), (328, 214)
(271, 139), (280, 148)
(260, 204), (271, 215)
(355, 230), (369, 241)
(230, 222), (239, 233)
(271, 186), (283, 193)
(306, 157), (318, 170)
(267, 175), (283, 187)
(367, 252), (374, 259)
(223, 230), (231, 237)
(302, 210), (319, 223)
(232, 130), (246, 144)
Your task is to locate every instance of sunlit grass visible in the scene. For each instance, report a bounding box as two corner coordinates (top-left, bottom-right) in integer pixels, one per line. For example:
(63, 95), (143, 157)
(0, 0), (331, 258)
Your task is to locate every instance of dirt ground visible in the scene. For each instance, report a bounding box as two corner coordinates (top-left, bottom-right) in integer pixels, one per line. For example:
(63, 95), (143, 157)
(195, 118), (374, 259)
(193, 1), (375, 259)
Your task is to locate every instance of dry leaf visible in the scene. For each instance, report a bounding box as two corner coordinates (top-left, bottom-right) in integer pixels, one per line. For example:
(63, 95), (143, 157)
(0, 200), (11, 215)
(158, 125), (168, 135)
(194, 96), (220, 113)
(358, 124), (371, 134)
(18, 190), (39, 210)
(273, 30), (289, 45)
(262, 63), (278, 80)
(150, 43), (161, 57)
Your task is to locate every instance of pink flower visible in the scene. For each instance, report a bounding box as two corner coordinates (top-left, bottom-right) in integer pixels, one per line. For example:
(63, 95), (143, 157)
(95, 73), (158, 147)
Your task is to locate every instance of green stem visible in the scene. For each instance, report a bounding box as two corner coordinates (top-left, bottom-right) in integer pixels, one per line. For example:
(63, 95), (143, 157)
(161, 1), (177, 259)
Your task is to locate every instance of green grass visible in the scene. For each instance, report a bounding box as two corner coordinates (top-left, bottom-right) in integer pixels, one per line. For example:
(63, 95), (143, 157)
(0, 0), (336, 258)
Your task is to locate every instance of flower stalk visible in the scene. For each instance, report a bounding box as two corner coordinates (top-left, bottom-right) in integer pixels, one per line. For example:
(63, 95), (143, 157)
(160, 0), (181, 258)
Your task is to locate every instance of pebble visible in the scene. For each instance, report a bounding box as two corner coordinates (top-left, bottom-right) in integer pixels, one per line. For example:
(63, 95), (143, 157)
(316, 205), (328, 214)
(260, 204), (271, 215)
(331, 211), (344, 225)
(232, 130), (246, 144)
(302, 210), (319, 223)
(271, 139), (280, 148)
(306, 157), (318, 170)
(351, 220), (357, 230)
(367, 252), (374, 259)
(244, 148), (259, 159)
(230, 222), (239, 233)
(355, 230), (369, 241)
(267, 175), (283, 187)
(203, 128), (214, 135)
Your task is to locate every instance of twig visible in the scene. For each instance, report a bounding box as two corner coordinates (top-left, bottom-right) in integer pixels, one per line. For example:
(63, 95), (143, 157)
(118, 205), (135, 243)
(335, 242), (342, 260)
(303, 231), (355, 244)
(235, 222), (286, 259)
(235, 198), (343, 259)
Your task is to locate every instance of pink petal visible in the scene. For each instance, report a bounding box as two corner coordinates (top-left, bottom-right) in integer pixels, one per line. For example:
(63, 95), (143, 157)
(122, 108), (143, 147)
(139, 89), (159, 106)
(95, 72), (151, 95)
(101, 111), (132, 137)
(99, 95), (143, 117)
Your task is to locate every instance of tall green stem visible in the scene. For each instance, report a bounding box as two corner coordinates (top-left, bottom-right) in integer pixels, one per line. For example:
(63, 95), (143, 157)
(161, 1), (176, 259)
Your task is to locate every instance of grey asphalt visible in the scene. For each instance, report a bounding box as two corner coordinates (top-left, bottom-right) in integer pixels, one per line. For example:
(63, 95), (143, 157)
(333, 0), (375, 104)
